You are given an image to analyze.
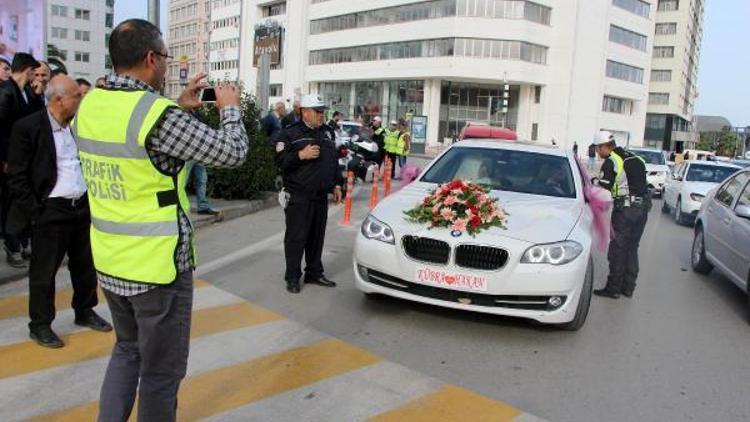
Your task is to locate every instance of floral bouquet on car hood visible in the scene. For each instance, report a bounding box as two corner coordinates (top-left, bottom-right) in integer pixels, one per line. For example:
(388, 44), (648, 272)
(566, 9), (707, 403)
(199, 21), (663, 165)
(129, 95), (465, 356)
(404, 180), (508, 236)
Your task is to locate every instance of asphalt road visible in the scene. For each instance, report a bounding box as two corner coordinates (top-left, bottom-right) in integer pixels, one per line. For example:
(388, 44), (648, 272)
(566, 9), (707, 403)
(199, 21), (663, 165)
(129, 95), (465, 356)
(190, 184), (750, 422)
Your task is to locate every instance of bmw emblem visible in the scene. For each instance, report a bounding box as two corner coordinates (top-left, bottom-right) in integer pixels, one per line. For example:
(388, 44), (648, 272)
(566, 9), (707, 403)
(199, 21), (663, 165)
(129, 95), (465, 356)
(450, 230), (462, 238)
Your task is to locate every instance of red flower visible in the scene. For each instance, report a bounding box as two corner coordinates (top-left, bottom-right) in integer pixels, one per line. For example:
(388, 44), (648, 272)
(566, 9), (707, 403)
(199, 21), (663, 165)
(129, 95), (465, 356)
(470, 216), (482, 228)
(447, 180), (463, 190)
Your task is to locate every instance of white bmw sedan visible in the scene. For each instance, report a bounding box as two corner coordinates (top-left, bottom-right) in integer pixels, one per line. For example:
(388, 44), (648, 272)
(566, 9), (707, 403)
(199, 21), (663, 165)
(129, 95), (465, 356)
(353, 140), (595, 330)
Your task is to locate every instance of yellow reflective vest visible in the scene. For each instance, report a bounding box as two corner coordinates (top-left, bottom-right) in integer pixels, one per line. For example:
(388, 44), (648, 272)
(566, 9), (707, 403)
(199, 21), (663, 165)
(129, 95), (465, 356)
(383, 128), (400, 154)
(72, 89), (190, 285)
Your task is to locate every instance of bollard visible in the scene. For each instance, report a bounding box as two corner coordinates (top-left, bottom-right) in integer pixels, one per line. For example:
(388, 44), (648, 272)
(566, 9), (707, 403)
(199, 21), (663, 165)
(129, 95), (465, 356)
(369, 164), (379, 210)
(383, 158), (392, 197)
(341, 171), (355, 225)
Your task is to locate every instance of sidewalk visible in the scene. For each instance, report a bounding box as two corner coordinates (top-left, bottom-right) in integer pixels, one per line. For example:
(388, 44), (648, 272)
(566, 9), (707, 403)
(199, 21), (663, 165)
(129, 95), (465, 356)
(0, 192), (278, 286)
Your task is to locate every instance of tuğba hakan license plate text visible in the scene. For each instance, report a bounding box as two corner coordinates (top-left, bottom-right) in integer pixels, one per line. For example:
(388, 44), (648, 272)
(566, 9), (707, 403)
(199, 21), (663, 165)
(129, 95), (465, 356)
(414, 267), (487, 292)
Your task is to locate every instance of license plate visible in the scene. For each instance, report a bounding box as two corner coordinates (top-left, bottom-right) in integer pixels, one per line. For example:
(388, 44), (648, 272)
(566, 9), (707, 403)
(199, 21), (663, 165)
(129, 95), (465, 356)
(414, 267), (487, 292)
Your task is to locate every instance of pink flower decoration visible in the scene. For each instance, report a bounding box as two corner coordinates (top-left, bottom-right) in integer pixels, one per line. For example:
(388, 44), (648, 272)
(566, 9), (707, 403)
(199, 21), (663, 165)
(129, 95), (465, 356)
(440, 208), (455, 220)
(443, 196), (457, 206)
(452, 219), (467, 232)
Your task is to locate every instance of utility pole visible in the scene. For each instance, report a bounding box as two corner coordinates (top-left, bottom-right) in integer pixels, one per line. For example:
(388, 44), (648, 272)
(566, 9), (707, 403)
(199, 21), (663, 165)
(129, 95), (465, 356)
(148, 0), (160, 29)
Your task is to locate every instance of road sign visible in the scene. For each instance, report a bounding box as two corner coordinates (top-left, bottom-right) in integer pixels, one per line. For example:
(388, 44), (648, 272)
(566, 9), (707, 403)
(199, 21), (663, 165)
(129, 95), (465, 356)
(179, 55), (188, 86)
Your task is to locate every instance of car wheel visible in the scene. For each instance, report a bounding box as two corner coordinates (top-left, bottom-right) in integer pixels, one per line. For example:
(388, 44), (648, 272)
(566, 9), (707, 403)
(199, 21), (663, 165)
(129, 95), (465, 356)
(691, 226), (713, 274)
(674, 198), (688, 225)
(661, 199), (670, 214)
(556, 257), (593, 331)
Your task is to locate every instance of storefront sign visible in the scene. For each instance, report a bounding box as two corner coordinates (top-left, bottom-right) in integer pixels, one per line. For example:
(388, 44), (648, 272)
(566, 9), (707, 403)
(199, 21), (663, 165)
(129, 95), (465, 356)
(179, 55), (188, 86)
(253, 26), (282, 67)
(411, 115), (427, 144)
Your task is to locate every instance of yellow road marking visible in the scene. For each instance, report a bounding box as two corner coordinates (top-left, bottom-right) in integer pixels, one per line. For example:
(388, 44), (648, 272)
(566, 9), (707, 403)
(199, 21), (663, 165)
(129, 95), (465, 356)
(33, 338), (380, 422)
(0, 279), (210, 321)
(370, 385), (522, 422)
(0, 301), (281, 380)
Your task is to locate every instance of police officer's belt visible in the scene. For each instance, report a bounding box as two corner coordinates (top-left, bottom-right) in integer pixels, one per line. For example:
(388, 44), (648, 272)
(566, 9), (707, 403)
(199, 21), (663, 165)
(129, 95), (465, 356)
(614, 195), (647, 208)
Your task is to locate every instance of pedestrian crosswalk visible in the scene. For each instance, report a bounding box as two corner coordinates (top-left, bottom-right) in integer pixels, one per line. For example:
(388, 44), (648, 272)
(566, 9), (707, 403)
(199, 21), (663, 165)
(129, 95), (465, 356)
(0, 277), (545, 421)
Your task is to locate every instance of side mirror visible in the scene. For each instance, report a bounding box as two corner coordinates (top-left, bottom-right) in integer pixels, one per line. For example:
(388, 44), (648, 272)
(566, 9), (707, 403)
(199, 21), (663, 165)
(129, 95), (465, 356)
(736, 205), (750, 220)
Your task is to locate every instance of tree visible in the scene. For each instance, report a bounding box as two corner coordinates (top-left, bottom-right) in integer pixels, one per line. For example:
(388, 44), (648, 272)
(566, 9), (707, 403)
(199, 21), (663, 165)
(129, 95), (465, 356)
(715, 127), (737, 158)
(46, 44), (67, 74)
(697, 133), (713, 151)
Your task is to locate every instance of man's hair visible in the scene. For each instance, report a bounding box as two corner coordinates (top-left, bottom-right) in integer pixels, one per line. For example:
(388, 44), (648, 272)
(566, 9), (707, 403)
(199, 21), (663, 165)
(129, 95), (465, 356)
(109, 19), (163, 70)
(332, 111), (342, 119)
(76, 78), (91, 87)
(51, 68), (68, 77)
(36, 60), (51, 72)
(45, 75), (70, 102)
(0, 57), (9, 67)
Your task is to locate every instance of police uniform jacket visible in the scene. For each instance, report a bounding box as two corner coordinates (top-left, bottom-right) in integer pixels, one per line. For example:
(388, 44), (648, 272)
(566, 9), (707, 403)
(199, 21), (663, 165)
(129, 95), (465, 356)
(599, 147), (648, 198)
(275, 120), (343, 198)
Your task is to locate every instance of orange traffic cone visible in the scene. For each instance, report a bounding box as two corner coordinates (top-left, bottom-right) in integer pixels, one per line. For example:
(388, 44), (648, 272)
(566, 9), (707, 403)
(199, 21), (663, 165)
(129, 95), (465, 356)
(341, 171), (355, 226)
(369, 164), (379, 210)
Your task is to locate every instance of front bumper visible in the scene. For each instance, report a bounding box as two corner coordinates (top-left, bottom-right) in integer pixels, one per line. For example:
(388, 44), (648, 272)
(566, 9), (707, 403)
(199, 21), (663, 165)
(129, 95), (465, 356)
(353, 233), (589, 324)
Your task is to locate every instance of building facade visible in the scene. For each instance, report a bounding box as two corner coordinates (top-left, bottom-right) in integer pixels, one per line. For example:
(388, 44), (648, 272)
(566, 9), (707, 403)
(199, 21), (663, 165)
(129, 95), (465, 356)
(166, 0), (211, 99)
(218, 1), (661, 151)
(207, 0), (244, 83)
(47, 0), (115, 83)
(644, 0), (704, 152)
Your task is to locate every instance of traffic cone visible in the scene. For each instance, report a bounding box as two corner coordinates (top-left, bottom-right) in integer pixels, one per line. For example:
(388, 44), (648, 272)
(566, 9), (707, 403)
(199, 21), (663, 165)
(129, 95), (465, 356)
(341, 171), (355, 226)
(383, 158), (392, 197)
(369, 164), (379, 210)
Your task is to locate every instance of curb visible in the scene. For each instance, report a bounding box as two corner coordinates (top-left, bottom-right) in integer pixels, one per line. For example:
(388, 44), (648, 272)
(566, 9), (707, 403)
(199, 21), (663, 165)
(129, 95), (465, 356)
(0, 192), (280, 286)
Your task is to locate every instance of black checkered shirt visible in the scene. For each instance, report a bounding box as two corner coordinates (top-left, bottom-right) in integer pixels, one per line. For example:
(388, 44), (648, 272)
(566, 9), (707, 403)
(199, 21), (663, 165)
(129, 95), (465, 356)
(97, 75), (248, 296)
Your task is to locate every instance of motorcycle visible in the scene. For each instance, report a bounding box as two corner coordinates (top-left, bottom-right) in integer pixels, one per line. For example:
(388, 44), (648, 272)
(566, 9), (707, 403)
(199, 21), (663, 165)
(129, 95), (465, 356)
(338, 134), (380, 190)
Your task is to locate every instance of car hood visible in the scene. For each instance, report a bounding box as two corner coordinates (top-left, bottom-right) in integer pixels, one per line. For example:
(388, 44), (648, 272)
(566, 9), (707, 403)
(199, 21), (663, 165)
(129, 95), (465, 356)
(645, 164), (669, 173)
(683, 181), (720, 196)
(373, 182), (584, 245)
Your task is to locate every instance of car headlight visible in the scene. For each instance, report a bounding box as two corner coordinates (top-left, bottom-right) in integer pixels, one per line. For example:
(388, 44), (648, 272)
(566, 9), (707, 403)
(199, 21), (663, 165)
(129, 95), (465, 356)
(690, 193), (705, 203)
(361, 215), (395, 244)
(521, 241), (583, 265)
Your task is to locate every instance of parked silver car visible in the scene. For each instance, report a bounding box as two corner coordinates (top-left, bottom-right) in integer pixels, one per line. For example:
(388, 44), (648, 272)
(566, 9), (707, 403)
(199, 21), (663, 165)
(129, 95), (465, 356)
(692, 169), (750, 322)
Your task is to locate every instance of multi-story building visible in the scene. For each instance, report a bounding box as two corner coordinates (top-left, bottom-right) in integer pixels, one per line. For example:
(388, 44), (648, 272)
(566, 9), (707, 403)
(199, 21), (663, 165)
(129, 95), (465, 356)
(207, 0), (243, 83)
(232, 0), (658, 151)
(47, 0), (115, 82)
(166, 0), (211, 99)
(644, 0), (704, 152)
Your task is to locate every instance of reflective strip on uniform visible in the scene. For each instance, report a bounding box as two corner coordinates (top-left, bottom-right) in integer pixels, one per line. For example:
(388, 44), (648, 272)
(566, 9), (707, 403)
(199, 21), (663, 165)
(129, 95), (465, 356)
(91, 216), (179, 237)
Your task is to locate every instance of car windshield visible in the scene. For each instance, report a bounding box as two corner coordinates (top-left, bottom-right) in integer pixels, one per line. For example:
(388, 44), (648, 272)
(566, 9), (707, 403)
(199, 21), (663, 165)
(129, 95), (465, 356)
(685, 164), (739, 183)
(421, 147), (576, 198)
(340, 124), (361, 138)
(631, 149), (665, 165)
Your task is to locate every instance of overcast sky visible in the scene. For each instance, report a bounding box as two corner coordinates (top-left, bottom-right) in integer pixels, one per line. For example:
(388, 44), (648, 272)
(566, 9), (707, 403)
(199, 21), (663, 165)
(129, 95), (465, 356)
(115, 1), (749, 127)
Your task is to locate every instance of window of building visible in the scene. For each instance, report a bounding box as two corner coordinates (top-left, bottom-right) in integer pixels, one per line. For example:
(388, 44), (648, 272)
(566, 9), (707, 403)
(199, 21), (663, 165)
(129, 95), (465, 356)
(51, 27), (68, 39)
(262, 2), (286, 17)
(105, 54), (112, 69)
(74, 51), (90, 63)
(269, 84), (283, 97)
(531, 123), (539, 140)
(51, 5), (68, 17)
(606, 60), (644, 84)
(309, 38), (547, 65)
(75, 8), (91, 20)
(657, 0), (679, 11)
(106, 0), (115, 7)
(612, 0), (650, 18)
(655, 22), (677, 35)
(534, 85), (541, 103)
(650, 69), (672, 81)
(602, 95), (633, 114)
(648, 92), (670, 105)
(653, 46), (675, 58)
(106, 13), (114, 28)
(310, 0), (551, 35)
(609, 25), (648, 51)
(75, 30), (91, 42)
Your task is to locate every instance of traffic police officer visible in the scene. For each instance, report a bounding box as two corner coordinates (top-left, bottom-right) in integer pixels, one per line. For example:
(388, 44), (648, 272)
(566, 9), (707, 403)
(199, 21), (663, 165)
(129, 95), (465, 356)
(371, 116), (386, 167)
(592, 131), (650, 299)
(275, 94), (344, 294)
(383, 120), (400, 179)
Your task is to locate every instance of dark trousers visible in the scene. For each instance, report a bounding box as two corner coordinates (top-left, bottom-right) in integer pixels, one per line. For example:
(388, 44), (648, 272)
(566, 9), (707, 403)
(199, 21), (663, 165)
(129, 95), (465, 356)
(284, 195), (328, 283)
(386, 152), (400, 179)
(28, 197), (98, 330)
(99, 272), (193, 422)
(606, 205), (649, 294)
(0, 171), (28, 253)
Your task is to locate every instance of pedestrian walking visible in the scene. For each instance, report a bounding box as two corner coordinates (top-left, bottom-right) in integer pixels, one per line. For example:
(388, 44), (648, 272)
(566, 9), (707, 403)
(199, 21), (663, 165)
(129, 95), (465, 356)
(29, 61), (51, 109)
(261, 101), (287, 141)
(592, 131), (649, 299)
(187, 162), (219, 215)
(327, 110), (343, 130)
(6, 75), (112, 348)
(587, 142), (597, 170)
(396, 118), (411, 178)
(281, 99), (301, 128)
(0, 52), (43, 268)
(573, 141), (579, 157)
(72, 19), (248, 421)
(275, 94), (343, 294)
